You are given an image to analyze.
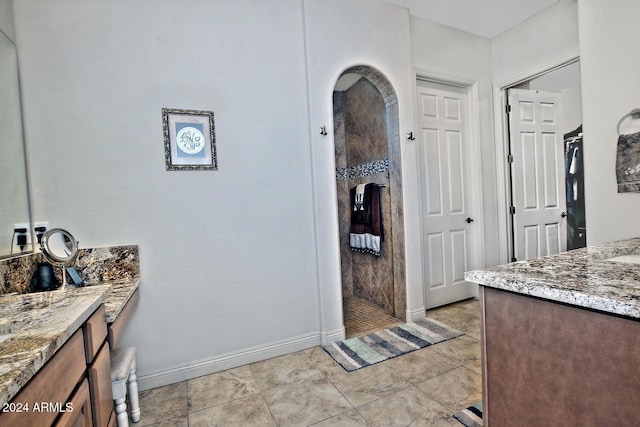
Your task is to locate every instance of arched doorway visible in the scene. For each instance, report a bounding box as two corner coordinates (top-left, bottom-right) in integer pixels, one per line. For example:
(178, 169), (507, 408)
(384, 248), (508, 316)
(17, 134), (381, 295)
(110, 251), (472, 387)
(332, 65), (406, 337)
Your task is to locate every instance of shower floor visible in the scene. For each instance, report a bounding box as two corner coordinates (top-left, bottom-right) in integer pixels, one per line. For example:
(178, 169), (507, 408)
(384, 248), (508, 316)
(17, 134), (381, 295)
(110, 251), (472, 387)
(343, 296), (403, 338)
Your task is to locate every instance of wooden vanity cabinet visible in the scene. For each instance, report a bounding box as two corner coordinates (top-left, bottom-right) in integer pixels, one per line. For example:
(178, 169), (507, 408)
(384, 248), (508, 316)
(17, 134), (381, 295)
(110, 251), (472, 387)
(481, 287), (640, 426)
(55, 379), (92, 427)
(1, 330), (86, 427)
(0, 304), (115, 427)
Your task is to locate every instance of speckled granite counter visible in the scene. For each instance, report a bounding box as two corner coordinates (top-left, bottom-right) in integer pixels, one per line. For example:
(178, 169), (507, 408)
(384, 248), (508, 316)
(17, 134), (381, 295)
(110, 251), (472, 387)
(0, 285), (108, 406)
(464, 237), (640, 318)
(0, 244), (140, 407)
(95, 278), (140, 323)
(0, 278), (139, 406)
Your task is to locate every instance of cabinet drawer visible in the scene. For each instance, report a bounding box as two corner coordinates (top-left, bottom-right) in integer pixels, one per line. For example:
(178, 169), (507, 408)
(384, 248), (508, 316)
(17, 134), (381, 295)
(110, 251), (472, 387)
(84, 304), (107, 364)
(108, 289), (139, 348)
(0, 330), (86, 427)
(88, 342), (114, 427)
(55, 378), (92, 427)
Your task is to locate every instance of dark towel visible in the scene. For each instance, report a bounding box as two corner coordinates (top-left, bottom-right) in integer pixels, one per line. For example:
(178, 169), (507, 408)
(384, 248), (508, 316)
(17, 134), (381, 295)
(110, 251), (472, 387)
(616, 131), (640, 193)
(349, 183), (383, 256)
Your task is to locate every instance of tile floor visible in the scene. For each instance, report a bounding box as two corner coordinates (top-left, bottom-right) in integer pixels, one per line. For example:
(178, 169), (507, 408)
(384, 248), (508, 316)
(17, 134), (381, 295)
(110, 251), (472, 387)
(136, 298), (482, 426)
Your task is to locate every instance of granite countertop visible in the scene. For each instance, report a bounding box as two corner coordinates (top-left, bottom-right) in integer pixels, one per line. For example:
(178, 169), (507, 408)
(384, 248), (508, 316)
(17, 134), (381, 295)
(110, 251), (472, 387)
(87, 278), (140, 323)
(465, 237), (640, 318)
(0, 278), (139, 406)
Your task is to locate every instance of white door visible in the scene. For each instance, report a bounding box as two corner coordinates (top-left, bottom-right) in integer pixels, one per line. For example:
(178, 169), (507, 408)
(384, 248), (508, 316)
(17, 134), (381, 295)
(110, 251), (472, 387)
(417, 80), (477, 309)
(508, 88), (566, 261)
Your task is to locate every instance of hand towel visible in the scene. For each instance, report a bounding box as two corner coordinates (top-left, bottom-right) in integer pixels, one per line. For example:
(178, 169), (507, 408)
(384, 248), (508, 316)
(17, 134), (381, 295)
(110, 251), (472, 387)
(349, 183), (383, 256)
(354, 183), (367, 211)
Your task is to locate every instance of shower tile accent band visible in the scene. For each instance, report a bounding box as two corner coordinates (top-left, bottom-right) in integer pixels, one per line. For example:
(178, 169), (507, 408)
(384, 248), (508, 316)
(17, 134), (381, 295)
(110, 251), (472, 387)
(336, 158), (389, 181)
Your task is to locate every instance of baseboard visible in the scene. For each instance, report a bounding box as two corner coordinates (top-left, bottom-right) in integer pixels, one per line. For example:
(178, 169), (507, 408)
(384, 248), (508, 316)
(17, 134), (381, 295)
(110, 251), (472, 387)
(407, 306), (426, 322)
(321, 326), (345, 345)
(136, 332), (322, 391)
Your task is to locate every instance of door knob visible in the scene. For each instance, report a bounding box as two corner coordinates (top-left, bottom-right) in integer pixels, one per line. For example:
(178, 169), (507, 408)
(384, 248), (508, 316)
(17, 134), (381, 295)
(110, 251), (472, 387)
(466, 217), (474, 223)
(561, 212), (567, 218)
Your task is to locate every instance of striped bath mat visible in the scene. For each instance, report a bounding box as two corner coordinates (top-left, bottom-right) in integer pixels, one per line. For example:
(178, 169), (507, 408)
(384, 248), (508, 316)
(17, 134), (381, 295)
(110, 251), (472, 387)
(323, 318), (463, 371)
(453, 402), (483, 427)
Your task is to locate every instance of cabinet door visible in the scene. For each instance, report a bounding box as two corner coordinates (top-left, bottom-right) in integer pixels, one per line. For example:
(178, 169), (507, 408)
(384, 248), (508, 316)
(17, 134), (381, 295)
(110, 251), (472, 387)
(55, 379), (92, 427)
(108, 289), (139, 348)
(84, 304), (107, 364)
(88, 342), (114, 427)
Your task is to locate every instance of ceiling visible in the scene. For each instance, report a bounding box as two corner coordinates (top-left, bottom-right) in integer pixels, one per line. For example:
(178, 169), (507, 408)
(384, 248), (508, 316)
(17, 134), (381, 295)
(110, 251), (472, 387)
(378, 0), (561, 39)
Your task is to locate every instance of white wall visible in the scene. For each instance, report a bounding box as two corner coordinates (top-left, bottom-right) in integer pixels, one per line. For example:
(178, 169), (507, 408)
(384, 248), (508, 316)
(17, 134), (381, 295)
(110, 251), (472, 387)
(492, 1), (579, 86)
(0, 0), (15, 41)
(12, 0), (435, 390)
(14, 0), (320, 389)
(410, 17), (497, 270)
(578, 0), (640, 243)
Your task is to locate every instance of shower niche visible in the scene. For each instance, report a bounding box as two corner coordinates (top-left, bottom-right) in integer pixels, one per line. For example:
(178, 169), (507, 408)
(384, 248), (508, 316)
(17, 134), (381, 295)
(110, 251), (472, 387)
(333, 65), (406, 330)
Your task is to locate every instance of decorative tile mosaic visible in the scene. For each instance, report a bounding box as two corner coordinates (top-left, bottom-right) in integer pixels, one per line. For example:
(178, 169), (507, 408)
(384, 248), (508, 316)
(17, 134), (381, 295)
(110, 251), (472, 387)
(336, 158), (389, 181)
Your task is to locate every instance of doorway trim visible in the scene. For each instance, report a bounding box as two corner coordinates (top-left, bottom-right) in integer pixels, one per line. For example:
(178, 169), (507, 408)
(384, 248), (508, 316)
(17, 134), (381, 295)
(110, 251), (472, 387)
(413, 68), (486, 307)
(492, 53), (580, 264)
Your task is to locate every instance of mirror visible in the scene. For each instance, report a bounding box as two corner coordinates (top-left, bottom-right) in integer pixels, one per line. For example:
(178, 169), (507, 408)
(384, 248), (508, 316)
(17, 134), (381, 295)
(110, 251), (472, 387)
(0, 29), (32, 258)
(40, 229), (79, 265)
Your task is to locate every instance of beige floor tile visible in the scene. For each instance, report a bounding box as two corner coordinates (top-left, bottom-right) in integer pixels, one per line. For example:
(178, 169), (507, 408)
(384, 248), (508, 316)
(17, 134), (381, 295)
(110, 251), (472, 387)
(262, 377), (353, 426)
(250, 350), (323, 391)
(357, 386), (460, 427)
(464, 358), (483, 375)
(461, 321), (482, 340)
(416, 366), (482, 412)
(304, 345), (343, 374)
(383, 347), (460, 383)
(312, 409), (370, 427)
(431, 335), (481, 365)
(188, 394), (276, 427)
(324, 362), (411, 407)
(138, 299), (484, 425)
(142, 417), (188, 427)
(138, 381), (188, 426)
(427, 302), (481, 336)
(187, 366), (261, 413)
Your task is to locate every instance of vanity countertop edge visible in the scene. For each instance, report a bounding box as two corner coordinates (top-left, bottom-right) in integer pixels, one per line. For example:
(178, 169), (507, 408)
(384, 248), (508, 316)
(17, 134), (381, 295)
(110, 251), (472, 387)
(0, 277), (140, 406)
(464, 237), (640, 318)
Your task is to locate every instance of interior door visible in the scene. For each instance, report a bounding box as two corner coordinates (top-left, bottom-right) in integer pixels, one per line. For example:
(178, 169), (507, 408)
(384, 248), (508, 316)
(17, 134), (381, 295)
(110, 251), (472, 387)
(507, 88), (566, 261)
(417, 80), (476, 309)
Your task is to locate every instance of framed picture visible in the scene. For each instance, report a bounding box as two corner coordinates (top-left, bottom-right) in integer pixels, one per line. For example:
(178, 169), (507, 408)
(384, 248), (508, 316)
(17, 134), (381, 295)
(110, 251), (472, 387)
(162, 108), (217, 171)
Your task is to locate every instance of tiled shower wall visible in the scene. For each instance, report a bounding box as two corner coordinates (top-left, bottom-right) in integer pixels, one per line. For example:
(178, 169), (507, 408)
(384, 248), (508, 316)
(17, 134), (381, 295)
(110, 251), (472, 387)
(334, 77), (399, 317)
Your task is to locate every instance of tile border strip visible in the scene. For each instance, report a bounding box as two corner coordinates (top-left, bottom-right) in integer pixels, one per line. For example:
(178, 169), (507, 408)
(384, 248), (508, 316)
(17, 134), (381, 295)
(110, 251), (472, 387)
(336, 158), (389, 181)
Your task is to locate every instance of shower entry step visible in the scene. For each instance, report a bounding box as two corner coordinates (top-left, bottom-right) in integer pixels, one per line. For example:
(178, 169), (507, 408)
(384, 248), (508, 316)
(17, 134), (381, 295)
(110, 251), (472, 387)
(343, 296), (402, 338)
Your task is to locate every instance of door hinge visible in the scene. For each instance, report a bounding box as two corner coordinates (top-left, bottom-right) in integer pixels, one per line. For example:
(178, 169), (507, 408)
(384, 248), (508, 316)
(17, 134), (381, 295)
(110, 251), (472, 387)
(507, 154), (514, 163)
(505, 104), (511, 114)
(509, 206), (516, 215)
